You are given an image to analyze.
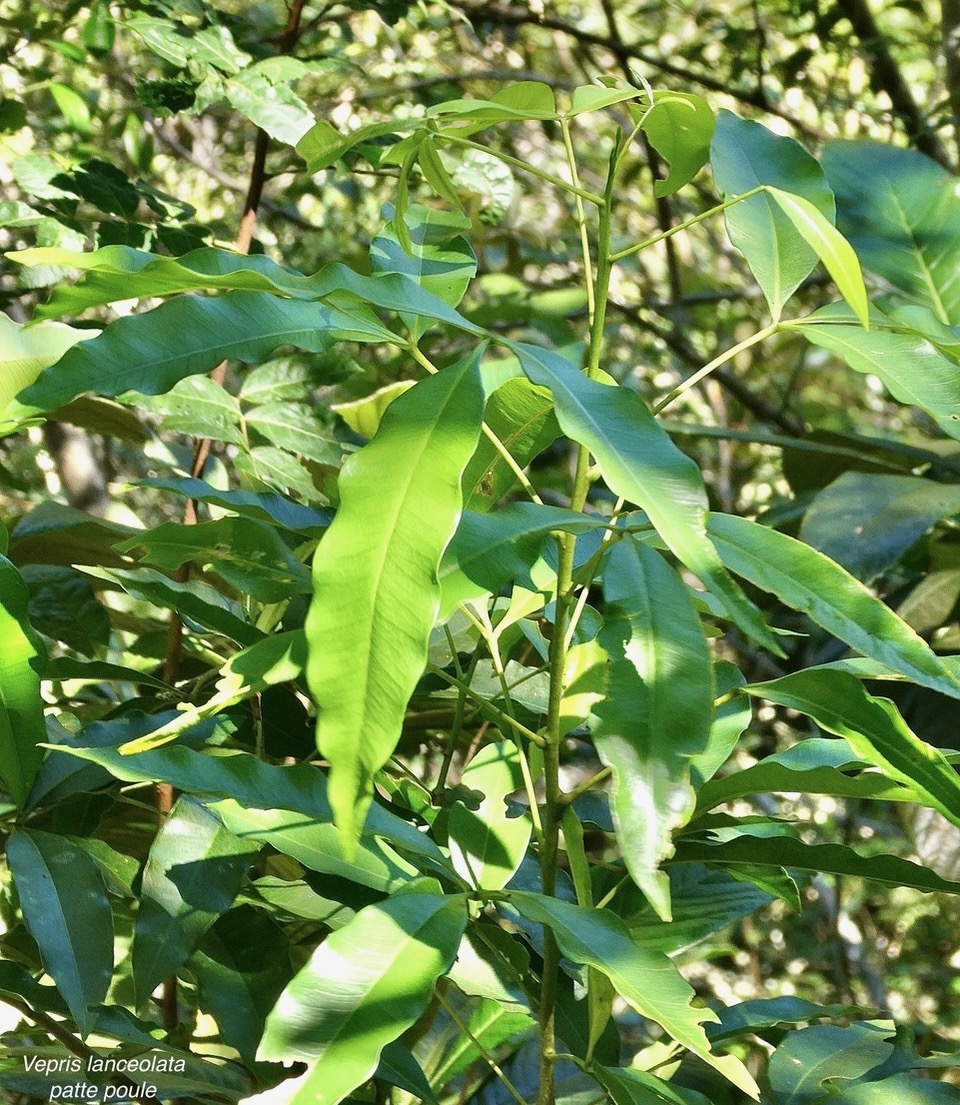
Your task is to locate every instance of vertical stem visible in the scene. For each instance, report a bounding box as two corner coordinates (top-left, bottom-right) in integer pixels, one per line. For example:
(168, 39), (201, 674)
(537, 132), (618, 1105)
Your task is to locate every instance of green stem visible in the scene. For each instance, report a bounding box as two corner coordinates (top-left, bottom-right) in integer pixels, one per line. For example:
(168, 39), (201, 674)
(427, 663), (546, 747)
(609, 184), (766, 263)
(438, 132), (604, 205)
(653, 322), (779, 414)
(434, 989), (529, 1105)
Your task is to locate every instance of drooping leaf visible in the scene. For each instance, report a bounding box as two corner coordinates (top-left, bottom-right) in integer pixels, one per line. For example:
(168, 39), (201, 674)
(52, 741), (445, 868)
(639, 92), (714, 198)
(7, 830), (113, 1035)
(132, 796), (259, 1007)
(595, 1063), (712, 1105)
(800, 472), (960, 583)
(305, 351), (485, 842)
(140, 477), (330, 535)
(23, 565), (111, 655)
(428, 998), (534, 1089)
(507, 893), (760, 1098)
(449, 741), (531, 890)
(765, 187), (869, 326)
(710, 110), (836, 319)
(696, 736), (920, 811)
(8, 292), (394, 420)
(788, 304), (960, 440)
(135, 375), (245, 445)
(245, 402), (340, 464)
(823, 140), (960, 325)
(514, 342), (777, 651)
(708, 997), (870, 1045)
(224, 69), (314, 146)
(592, 541), (714, 921)
(258, 892), (467, 1105)
(746, 669), (960, 828)
(674, 832), (960, 895)
(707, 513), (960, 698)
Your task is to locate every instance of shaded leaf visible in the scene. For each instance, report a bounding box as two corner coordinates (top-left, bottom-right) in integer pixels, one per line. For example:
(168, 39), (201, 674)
(640, 92), (714, 198)
(707, 513), (960, 698)
(7, 830), (113, 1035)
(132, 796), (259, 1006)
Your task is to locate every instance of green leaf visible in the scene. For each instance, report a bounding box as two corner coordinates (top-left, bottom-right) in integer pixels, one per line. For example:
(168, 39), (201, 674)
(768, 1023), (894, 1104)
(708, 997), (869, 1044)
(235, 446), (321, 500)
(710, 111), (836, 319)
(439, 503), (599, 619)
(305, 351), (485, 842)
(332, 380), (415, 439)
(568, 83), (645, 116)
(49, 83), (91, 134)
(51, 742), (446, 868)
(823, 140), (960, 325)
(119, 630), (307, 753)
(126, 14), (249, 74)
(595, 1064), (712, 1105)
(135, 375), (245, 445)
(696, 736), (921, 811)
(117, 517), (312, 604)
(9, 292), (393, 420)
(830, 1072), (960, 1103)
(0, 556), (46, 806)
(0, 315), (89, 432)
(746, 669), (960, 829)
(9, 502), (135, 568)
(461, 374), (561, 511)
(377, 1042), (439, 1104)
(14, 246), (483, 335)
(625, 864), (773, 955)
(691, 660), (750, 784)
(765, 187), (869, 327)
(258, 892), (467, 1105)
(707, 513), (960, 698)
(296, 117), (415, 172)
(140, 479), (330, 536)
(24, 564), (111, 655)
(507, 893), (760, 1098)
(788, 304), (960, 440)
(640, 92), (714, 198)
(225, 69), (314, 146)
(371, 204), (477, 307)
(673, 832), (960, 895)
(514, 342), (777, 651)
(800, 472), (960, 583)
(210, 801), (417, 892)
(191, 907), (291, 1064)
(428, 998), (533, 1088)
(245, 402), (340, 464)
(7, 829), (113, 1035)
(592, 541), (714, 921)
(449, 741), (531, 890)
(132, 796), (259, 1007)
(428, 83), (557, 124)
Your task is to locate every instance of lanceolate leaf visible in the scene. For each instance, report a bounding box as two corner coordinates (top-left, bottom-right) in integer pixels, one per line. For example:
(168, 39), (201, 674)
(51, 743), (445, 866)
(674, 833), (960, 895)
(765, 187), (869, 327)
(9, 292), (395, 420)
(258, 892), (467, 1105)
(7, 830), (114, 1035)
(707, 513), (960, 699)
(788, 304), (960, 441)
(710, 110), (836, 319)
(12, 245), (483, 334)
(514, 342), (778, 651)
(507, 893), (759, 1098)
(746, 669), (960, 828)
(592, 541), (714, 921)
(0, 556), (46, 806)
(132, 796), (259, 1007)
(305, 351), (485, 842)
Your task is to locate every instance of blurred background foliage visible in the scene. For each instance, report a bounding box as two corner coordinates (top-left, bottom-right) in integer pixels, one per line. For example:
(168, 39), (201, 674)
(4, 0), (960, 1082)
